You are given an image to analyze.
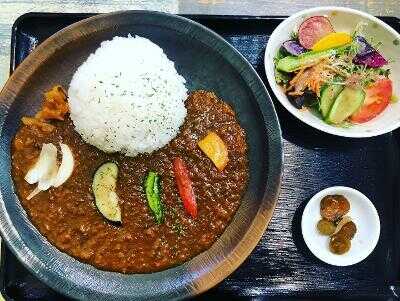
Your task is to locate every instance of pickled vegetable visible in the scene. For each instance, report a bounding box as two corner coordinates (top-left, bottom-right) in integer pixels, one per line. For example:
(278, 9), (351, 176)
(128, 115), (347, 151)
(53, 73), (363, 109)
(320, 194), (350, 221)
(336, 220), (357, 240)
(333, 216), (351, 233)
(317, 219), (336, 236)
(329, 234), (351, 255)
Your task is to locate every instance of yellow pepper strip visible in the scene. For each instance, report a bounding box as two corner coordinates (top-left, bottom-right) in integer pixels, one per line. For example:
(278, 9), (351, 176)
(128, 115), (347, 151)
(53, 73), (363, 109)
(198, 131), (229, 171)
(312, 32), (352, 51)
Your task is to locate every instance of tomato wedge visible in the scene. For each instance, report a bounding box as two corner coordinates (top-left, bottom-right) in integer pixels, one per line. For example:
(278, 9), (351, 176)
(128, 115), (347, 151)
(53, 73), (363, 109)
(173, 157), (197, 218)
(350, 78), (392, 123)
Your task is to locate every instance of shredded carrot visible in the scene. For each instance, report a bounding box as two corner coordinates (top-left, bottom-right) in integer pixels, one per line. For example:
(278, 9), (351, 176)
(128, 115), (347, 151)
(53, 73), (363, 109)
(290, 67), (307, 84)
(286, 59), (337, 96)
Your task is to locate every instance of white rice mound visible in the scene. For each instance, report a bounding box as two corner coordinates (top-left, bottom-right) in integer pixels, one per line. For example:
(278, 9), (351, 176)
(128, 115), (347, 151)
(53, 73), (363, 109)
(68, 35), (188, 156)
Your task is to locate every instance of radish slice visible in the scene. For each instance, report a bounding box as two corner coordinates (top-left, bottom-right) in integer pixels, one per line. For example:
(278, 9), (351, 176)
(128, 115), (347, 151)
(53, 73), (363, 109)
(25, 143), (58, 185)
(53, 143), (74, 187)
(298, 16), (334, 49)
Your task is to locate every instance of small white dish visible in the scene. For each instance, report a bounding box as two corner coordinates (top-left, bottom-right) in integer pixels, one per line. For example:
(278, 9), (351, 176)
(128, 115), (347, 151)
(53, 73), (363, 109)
(301, 186), (380, 266)
(264, 6), (400, 138)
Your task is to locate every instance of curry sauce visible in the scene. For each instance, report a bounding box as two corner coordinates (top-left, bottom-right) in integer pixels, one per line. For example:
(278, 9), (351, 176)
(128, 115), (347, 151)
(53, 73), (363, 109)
(11, 91), (249, 273)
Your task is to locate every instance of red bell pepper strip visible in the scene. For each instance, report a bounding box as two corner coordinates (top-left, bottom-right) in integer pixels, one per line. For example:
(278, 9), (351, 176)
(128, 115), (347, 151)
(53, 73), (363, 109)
(173, 157), (197, 218)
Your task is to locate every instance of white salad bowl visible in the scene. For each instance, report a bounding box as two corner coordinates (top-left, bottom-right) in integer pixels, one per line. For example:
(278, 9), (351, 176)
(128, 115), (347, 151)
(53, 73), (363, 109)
(265, 6), (400, 138)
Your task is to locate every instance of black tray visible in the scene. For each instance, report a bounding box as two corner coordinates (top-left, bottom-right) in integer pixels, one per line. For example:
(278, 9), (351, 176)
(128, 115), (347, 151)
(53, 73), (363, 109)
(2, 13), (400, 301)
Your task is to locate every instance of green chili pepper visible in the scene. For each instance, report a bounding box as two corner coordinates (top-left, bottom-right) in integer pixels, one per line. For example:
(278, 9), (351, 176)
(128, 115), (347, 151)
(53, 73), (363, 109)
(144, 171), (164, 224)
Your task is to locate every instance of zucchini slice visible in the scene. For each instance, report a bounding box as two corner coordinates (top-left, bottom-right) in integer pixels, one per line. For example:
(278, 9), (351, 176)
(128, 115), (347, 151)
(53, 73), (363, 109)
(92, 162), (122, 223)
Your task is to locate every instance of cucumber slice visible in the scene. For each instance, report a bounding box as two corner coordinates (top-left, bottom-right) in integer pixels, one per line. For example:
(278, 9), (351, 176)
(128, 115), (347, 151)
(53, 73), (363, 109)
(92, 162), (122, 223)
(320, 84), (344, 118)
(326, 87), (365, 124)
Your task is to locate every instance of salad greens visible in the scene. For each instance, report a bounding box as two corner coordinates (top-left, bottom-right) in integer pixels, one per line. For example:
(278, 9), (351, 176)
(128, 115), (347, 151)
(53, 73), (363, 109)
(274, 16), (395, 125)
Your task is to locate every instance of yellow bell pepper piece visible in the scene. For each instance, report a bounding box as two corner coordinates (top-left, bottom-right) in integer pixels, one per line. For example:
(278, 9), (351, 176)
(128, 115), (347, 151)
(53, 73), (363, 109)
(198, 132), (228, 171)
(312, 32), (352, 51)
